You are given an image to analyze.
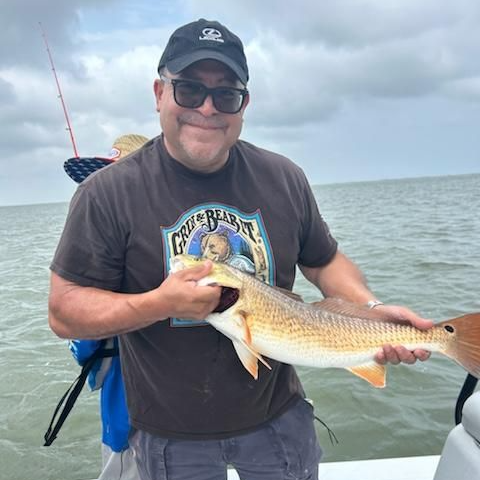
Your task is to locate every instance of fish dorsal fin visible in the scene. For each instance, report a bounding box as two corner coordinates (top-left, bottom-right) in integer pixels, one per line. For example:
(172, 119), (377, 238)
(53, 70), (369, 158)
(272, 286), (304, 302)
(347, 363), (386, 388)
(312, 298), (387, 321)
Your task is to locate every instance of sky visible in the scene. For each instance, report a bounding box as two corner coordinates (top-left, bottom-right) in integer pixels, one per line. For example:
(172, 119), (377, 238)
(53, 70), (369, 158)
(1, 0), (479, 206)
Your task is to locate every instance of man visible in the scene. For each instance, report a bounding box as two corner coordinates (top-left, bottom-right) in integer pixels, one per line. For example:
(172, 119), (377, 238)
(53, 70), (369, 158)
(49, 19), (431, 480)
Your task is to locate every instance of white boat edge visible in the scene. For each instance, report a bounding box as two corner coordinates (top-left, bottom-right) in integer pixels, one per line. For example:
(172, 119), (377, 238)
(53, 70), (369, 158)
(227, 387), (480, 480)
(226, 455), (440, 480)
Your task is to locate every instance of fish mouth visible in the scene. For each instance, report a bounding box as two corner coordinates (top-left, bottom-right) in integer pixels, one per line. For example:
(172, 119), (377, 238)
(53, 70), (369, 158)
(169, 256), (185, 273)
(213, 287), (239, 313)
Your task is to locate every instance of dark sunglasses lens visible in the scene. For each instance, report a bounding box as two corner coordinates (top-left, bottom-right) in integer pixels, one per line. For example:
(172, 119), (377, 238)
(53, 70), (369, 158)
(174, 82), (206, 108)
(212, 88), (244, 114)
(172, 80), (245, 113)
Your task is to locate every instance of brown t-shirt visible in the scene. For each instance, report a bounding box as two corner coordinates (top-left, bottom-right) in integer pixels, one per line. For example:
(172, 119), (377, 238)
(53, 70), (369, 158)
(51, 135), (337, 439)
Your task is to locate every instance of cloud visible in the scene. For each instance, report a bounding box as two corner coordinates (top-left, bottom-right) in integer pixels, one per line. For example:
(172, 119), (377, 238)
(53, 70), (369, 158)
(444, 76), (480, 100)
(0, 41), (162, 163)
(0, 0), (115, 69)
(187, 0), (480, 45)
(1, 0), (479, 206)
(0, 1), (174, 168)
(0, 77), (15, 105)
(188, 0), (480, 112)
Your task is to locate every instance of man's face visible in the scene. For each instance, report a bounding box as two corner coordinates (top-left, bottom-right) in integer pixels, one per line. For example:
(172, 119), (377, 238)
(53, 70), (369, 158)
(153, 59), (249, 172)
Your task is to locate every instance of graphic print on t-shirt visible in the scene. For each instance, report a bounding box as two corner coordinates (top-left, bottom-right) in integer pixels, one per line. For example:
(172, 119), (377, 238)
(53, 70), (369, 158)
(162, 203), (274, 326)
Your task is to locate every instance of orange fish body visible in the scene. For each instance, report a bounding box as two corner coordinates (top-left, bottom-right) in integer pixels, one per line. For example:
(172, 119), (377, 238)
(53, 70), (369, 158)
(170, 255), (480, 388)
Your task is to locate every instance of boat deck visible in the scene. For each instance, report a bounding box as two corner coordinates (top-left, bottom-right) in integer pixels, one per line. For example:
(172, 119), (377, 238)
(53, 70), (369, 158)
(226, 455), (440, 480)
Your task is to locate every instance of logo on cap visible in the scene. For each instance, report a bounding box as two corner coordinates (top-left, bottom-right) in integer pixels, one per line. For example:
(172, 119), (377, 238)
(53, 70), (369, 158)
(199, 28), (224, 43)
(108, 147), (121, 160)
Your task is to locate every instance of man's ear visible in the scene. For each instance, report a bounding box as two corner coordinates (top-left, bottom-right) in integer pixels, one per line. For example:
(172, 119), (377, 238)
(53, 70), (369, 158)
(153, 79), (164, 111)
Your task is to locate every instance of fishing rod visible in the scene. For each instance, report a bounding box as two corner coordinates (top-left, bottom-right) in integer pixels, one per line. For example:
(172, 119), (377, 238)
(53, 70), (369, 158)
(39, 22), (80, 158)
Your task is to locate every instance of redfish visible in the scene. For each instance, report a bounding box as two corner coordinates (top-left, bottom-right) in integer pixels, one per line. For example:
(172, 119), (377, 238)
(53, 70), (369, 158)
(170, 254), (480, 388)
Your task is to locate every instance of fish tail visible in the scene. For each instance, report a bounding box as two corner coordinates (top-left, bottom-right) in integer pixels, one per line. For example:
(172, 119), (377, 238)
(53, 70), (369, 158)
(439, 313), (480, 378)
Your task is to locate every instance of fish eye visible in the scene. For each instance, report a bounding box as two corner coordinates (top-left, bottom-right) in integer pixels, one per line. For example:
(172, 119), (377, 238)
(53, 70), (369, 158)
(444, 325), (455, 333)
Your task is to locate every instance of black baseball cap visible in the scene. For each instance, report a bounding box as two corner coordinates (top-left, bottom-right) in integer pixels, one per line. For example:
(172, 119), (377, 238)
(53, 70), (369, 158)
(158, 19), (249, 85)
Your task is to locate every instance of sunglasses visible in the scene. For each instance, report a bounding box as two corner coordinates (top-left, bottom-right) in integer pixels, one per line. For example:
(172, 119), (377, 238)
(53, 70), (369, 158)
(160, 75), (248, 114)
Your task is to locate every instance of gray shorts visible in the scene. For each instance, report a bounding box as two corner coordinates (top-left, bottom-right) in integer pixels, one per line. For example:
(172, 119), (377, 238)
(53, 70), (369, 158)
(130, 397), (322, 480)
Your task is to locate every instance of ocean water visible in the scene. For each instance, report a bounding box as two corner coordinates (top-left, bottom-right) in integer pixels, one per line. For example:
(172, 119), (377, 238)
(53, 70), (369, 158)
(0, 174), (479, 480)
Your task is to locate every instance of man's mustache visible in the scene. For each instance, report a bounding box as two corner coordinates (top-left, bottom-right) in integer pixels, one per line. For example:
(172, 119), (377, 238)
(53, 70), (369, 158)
(178, 111), (228, 129)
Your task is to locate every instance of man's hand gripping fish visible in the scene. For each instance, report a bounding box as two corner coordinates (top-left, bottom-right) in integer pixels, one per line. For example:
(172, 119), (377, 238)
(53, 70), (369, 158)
(170, 254), (480, 388)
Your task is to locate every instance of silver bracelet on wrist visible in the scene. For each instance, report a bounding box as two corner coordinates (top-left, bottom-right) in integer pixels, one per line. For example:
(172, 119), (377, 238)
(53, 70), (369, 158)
(367, 300), (384, 309)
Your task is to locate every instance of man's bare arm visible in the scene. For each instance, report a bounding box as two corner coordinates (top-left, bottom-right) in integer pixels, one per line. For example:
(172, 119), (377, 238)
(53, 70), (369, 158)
(48, 262), (221, 340)
(300, 250), (377, 303)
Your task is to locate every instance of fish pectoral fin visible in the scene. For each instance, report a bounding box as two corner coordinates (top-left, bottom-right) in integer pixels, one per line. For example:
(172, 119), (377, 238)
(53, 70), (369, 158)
(347, 363), (386, 388)
(232, 339), (272, 380)
(234, 310), (253, 345)
(235, 312), (272, 371)
(232, 340), (258, 379)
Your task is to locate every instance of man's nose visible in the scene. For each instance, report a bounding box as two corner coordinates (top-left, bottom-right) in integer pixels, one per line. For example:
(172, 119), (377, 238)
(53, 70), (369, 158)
(196, 93), (218, 115)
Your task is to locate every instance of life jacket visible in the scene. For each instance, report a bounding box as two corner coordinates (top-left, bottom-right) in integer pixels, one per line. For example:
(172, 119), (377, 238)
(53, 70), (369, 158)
(69, 338), (116, 390)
